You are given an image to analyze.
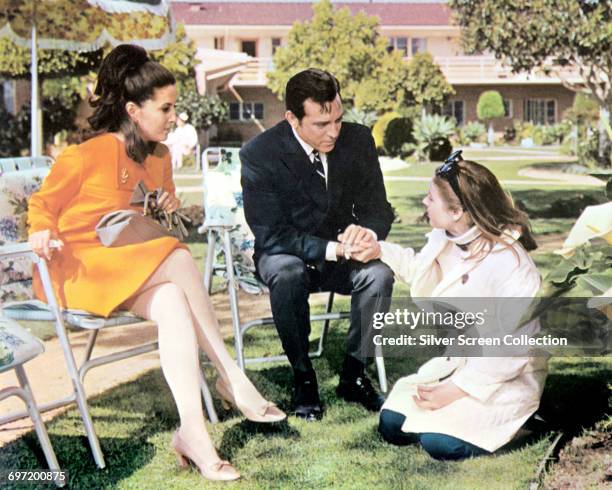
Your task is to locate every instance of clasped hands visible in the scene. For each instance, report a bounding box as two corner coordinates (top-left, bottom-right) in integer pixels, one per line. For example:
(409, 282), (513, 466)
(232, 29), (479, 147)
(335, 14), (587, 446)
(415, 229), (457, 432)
(336, 224), (381, 263)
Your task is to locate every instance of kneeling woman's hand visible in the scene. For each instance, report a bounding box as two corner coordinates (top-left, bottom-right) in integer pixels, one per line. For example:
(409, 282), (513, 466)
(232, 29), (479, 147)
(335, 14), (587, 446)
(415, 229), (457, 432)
(28, 229), (64, 261)
(413, 381), (467, 410)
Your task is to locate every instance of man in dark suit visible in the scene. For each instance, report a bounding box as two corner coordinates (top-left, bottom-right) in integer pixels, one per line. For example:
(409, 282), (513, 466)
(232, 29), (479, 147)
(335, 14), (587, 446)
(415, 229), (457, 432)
(240, 68), (394, 421)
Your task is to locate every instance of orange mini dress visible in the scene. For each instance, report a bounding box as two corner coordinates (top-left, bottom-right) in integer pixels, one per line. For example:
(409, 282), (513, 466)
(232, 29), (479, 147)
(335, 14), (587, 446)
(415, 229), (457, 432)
(27, 133), (185, 317)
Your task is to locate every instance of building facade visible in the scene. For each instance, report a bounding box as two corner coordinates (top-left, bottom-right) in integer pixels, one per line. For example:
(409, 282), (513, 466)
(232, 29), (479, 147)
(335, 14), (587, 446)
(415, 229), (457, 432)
(181, 0), (579, 142)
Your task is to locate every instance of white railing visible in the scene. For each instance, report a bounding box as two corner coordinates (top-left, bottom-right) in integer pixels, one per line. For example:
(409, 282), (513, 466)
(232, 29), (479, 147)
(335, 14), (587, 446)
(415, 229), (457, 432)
(230, 55), (580, 86)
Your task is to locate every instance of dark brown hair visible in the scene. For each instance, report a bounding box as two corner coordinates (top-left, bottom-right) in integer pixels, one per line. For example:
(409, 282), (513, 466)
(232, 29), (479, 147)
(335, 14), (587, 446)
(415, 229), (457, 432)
(87, 44), (175, 163)
(285, 68), (341, 120)
(434, 159), (537, 258)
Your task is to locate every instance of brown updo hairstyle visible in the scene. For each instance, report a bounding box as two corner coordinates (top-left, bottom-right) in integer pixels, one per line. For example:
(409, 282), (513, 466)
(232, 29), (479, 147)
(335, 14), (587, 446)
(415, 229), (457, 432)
(433, 159), (537, 259)
(87, 44), (175, 164)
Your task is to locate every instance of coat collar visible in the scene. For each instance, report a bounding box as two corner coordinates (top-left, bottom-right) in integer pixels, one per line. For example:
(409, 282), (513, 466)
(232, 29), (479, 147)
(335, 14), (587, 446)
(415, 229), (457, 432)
(412, 227), (522, 297)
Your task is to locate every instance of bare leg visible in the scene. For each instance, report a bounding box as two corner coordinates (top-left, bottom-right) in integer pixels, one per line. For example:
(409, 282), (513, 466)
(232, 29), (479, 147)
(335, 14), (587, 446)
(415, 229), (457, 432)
(126, 282), (227, 473)
(124, 249), (284, 421)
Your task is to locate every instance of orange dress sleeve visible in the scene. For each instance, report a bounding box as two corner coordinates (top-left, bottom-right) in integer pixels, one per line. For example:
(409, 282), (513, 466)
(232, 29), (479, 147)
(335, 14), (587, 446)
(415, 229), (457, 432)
(162, 151), (176, 195)
(27, 145), (83, 235)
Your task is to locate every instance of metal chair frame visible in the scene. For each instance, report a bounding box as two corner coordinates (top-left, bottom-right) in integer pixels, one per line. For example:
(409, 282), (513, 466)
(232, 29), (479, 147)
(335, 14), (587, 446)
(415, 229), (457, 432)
(199, 148), (388, 392)
(0, 157), (218, 470)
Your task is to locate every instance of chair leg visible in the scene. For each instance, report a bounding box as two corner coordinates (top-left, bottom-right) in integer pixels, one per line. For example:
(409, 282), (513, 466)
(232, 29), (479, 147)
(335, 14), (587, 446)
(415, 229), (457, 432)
(222, 228), (245, 371)
(374, 344), (388, 393)
(36, 259), (106, 469)
(313, 292), (335, 357)
(15, 366), (65, 487)
(204, 229), (217, 294)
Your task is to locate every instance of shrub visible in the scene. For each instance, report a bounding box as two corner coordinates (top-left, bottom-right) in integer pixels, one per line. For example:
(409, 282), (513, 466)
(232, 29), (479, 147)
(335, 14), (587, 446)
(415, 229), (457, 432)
(503, 126), (517, 143)
(342, 108), (377, 128)
(476, 90), (505, 121)
(578, 131), (606, 167)
(428, 137), (453, 161)
(383, 117), (415, 157)
(372, 111), (401, 150)
(461, 121), (486, 144)
(412, 114), (455, 161)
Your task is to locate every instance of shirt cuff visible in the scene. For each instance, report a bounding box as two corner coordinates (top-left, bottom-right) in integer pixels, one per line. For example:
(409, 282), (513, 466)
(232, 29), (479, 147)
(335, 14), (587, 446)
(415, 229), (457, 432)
(326, 241), (339, 261)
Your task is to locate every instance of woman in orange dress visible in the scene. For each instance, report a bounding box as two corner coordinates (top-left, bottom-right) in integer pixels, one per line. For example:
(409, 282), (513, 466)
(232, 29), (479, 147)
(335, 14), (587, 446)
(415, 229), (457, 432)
(27, 44), (285, 482)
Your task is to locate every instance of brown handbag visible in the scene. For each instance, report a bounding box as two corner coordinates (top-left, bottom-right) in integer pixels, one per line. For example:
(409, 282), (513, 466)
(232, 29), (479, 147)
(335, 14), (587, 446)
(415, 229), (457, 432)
(95, 180), (191, 247)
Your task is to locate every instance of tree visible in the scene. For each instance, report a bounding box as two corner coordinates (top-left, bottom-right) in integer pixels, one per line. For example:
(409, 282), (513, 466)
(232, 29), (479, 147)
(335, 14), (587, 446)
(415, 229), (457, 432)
(477, 90), (504, 145)
(405, 53), (455, 114)
(267, 0), (414, 113)
(449, 0), (612, 164)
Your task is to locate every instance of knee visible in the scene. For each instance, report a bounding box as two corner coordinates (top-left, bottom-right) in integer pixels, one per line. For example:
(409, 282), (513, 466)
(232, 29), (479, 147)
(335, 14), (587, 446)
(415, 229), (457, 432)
(355, 262), (394, 292)
(266, 258), (308, 290)
(378, 409), (406, 445)
(419, 433), (481, 461)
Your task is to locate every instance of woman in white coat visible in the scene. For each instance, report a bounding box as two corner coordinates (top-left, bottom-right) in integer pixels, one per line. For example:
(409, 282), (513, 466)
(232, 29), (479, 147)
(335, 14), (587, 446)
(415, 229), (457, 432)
(342, 151), (548, 460)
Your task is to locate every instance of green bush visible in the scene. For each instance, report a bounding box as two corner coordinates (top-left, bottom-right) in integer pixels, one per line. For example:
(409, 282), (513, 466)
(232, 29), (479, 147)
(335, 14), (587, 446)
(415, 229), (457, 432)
(461, 121), (486, 144)
(578, 131), (606, 167)
(175, 92), (228, 131)
(372, 111), (401, 151)
(412, 114), (455, 161)
(476, 90), (505, 121)
(383, 117), (415, 157)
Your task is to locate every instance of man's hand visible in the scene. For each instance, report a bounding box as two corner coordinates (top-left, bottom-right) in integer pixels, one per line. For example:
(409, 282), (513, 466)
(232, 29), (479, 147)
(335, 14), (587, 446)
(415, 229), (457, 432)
(349, 241), (381, 263)
(28, 229), (63, 260)
(157, 191), (181, 213)
(413, 382), (467, 411)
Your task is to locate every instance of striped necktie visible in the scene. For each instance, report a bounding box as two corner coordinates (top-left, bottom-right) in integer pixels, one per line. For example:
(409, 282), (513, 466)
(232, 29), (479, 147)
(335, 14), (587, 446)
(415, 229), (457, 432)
(312, 150), (326, 184)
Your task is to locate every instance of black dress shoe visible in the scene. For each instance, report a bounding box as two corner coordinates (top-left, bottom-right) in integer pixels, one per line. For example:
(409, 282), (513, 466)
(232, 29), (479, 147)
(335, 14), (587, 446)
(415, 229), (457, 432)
(293, 372), (324, 421)
(336, 374), (385, 412)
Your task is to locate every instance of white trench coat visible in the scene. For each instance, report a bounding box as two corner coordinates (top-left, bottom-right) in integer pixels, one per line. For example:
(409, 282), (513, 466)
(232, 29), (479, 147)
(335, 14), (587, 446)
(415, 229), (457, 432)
(380, 228), (548, 452)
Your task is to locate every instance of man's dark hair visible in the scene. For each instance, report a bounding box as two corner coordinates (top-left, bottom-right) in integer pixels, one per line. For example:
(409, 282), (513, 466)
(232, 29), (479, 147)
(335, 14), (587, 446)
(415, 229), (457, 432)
(285, 68), (341, 120)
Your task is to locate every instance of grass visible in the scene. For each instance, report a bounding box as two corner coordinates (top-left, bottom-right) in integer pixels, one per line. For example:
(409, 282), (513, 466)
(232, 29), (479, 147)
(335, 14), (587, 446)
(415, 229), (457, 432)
(2, 147), (609, 489)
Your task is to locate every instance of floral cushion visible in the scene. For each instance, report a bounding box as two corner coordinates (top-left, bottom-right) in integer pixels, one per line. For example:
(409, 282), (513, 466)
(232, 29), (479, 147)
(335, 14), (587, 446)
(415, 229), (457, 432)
(0, 167), (49, 305)
(203, 148), (264, 294)
(0, 316), (44, 372)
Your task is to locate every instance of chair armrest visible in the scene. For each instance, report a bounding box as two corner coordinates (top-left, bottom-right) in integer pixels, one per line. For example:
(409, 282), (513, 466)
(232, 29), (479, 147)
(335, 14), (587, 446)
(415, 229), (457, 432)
(0, 240), (62, 259)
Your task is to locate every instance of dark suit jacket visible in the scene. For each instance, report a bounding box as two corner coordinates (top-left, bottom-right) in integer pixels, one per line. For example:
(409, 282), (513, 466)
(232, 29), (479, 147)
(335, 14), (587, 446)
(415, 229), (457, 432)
(240, 120), (394, 268)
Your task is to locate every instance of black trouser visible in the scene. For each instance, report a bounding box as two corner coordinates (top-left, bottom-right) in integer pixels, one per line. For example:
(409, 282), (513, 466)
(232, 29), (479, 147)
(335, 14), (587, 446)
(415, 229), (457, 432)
(257, 253), (394, 376)
(378, 409), (491, 460)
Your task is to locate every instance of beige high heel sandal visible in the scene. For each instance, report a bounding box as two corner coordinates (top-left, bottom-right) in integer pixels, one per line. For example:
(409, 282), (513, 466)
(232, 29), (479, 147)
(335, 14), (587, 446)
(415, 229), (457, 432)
(171, 431), (240, 482)
(216, 378), (287, 423)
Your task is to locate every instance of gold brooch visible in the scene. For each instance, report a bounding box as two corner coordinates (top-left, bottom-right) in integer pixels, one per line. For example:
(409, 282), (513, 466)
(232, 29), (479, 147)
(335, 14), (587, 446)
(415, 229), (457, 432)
(120, 167), (129, 184)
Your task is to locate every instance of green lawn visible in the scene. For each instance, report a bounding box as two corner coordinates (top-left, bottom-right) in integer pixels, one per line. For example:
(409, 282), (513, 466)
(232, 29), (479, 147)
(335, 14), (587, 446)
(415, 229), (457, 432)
(2, 148), (609, 489)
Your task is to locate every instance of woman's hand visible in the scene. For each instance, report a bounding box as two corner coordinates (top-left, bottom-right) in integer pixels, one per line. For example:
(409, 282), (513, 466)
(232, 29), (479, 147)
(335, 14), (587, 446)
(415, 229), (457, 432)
(337, 224), (380, 263)
(157, 191), (181, 213)
(413, 381), (467, 411)
(28, 229), (63, 260)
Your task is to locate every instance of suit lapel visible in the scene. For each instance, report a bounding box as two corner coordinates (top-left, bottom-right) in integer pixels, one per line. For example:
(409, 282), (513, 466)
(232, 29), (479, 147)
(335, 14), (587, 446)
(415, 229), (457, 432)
(326, 144), (345, 209)
(279, 122), (329, 210)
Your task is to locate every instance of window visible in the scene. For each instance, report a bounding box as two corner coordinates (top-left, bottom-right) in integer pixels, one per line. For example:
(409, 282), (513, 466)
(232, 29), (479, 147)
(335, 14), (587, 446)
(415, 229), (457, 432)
(240, 40), (257, 57)
(229, 102), (264, 122)
(411, 38), (428, 55)
(503, 99), (513, 118)
(272, 37), (282, 55)
(387, 37), (408, 56)
(213, 36), (225, 50)
(1, 80), (14, 113)
(524, 99), (556, 125)
(443, 100), (465, 125)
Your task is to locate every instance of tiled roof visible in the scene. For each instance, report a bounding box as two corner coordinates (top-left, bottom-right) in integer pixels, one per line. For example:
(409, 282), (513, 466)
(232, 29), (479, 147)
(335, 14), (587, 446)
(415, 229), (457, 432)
(171, 2), (452, 26)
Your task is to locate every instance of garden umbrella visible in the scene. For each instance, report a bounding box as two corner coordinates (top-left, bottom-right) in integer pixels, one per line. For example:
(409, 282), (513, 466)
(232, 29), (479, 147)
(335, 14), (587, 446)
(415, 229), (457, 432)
(0, 0), (175, 156)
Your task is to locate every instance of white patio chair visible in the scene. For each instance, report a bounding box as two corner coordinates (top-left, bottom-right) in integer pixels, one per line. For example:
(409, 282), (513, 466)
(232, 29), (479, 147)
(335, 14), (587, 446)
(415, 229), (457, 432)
(198, 147), (388, 392)
(0, 157), (217, 470)
(0, 316), (65, 487)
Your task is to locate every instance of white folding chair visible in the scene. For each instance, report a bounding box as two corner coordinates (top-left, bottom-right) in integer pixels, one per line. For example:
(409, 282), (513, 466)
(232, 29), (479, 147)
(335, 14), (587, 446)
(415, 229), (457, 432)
(0, 317), (65, 487)
(0, 158), (217, 470)
(198, 147), (388, 392)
